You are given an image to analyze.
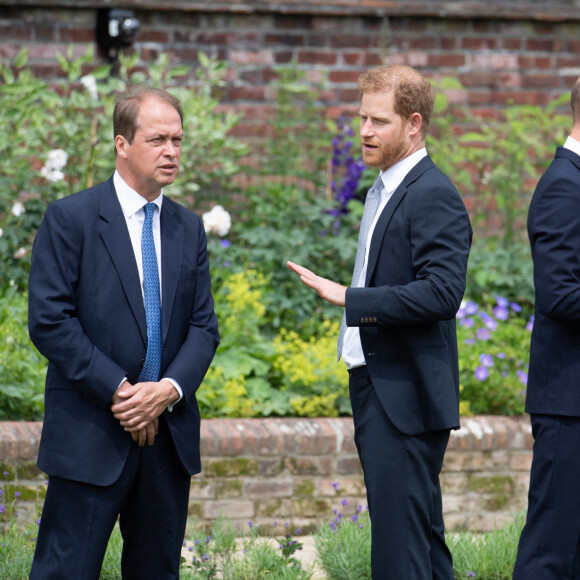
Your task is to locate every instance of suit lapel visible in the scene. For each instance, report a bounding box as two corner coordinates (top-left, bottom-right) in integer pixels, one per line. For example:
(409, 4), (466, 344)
(98, 178), (148, 344)
(365, 155), (435, 286)
(160, 199), (183, 344)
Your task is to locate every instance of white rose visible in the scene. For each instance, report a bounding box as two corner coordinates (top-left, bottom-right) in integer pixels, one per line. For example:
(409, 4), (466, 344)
(80, 74), (98, 101)
(202, 205), (231, 237)
(46, 149), (68, 171)
(13, 247), (27, 259)
(40, 166), (65, 183)
(11, 201), (25, 217)
(0, 227), (3, 237)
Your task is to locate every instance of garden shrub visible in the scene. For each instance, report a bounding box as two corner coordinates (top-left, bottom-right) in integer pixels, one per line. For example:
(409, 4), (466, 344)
(457, 297), (532, 416)
(0, 288), (46, 420)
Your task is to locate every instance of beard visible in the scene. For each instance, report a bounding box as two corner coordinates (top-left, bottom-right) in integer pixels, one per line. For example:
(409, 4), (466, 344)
(361, 124), (408, 171)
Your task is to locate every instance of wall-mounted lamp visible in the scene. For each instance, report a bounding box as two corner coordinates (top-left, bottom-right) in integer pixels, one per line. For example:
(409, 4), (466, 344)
(96, 9), (140, 69)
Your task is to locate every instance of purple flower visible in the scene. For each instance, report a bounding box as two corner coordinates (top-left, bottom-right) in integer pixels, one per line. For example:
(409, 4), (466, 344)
(464, 301), (478, 315)
(461, 317), (475, 328)
(14, 491), (20, 499)
(479, 312), (498, 331)
(493, 305), (509, 321)
(526, 315), (535, 332)
(247, 521), (253, 528)
(351, 514), (359, 522)
(0, 505), (4, 513)
(479, 354), (494, 368)
(467, 573), (476, 578)
(331, 481), (339, 491)
(496, 296), (509, 308)
(510, 302), (522, 313)
(474, 366), (489, 381)
(517, 370), (528, 385)
(476, 328), (490, 341)
(465, 338), (476, 344)
(220, 239), (231, 248)
(329, 521), (336, 531)
(340, 498), (349, 506)
(496, 352), (506, 359)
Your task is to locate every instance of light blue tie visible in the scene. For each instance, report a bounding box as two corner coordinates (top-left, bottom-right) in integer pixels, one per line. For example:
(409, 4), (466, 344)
(139, 203), (162, 382)
(337, 174), (384, 359)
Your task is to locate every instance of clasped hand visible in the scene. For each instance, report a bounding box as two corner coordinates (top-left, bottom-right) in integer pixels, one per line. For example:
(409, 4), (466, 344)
(111, 379), (177, 447)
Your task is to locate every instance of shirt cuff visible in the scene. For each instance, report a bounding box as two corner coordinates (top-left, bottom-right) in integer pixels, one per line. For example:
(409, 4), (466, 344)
(162, 377), (183, 412)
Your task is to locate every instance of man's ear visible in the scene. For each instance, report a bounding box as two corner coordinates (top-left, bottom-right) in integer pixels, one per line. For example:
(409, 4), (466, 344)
(408, 112), (423, 137)
(115, 135), (128, 159)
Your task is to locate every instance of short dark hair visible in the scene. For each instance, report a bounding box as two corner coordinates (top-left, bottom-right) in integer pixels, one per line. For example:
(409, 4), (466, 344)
(358, 65), (434, 137)
(113, 87), (183, 144)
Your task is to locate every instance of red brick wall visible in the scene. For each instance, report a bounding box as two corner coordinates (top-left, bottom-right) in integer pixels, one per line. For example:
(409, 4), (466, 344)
(1, 1), (579, 139)
(0, 416), (532, 533)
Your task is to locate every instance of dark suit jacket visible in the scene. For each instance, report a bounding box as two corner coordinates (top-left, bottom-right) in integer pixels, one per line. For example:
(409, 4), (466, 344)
(526, 146), (580, 416)
(28, 176), (219, 486)
(345, 155), (472, 435)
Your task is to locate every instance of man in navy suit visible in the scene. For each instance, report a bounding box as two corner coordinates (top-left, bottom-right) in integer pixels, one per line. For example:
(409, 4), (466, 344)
(28, 87), (219, 579)
(513, 78), (580, 579)
(288, 65), (472, 579)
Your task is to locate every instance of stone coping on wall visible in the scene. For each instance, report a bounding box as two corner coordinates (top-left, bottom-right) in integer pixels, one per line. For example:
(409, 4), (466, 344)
(0, 416), (533, 533)
(0, 415), (533, 462)
(0, 0), (578, 21)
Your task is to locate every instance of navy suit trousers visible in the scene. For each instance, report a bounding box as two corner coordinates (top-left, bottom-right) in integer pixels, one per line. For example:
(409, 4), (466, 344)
(30, 418), (191, 580)
(513, 414), (580, 580)
(349, 366), (453, 580)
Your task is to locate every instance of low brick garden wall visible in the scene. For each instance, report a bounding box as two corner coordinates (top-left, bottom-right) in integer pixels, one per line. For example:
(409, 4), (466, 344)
(0, 416), (532, 534)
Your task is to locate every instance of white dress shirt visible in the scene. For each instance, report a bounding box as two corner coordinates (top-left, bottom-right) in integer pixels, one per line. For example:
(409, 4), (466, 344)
(564, 135), (580, 156)
(341, 148), (428, 369)
(113, 171), (183, 406)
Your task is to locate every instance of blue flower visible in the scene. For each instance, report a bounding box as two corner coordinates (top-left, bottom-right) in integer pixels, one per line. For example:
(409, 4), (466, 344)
(476, 328), (490, 341)
(465, 301), (478, 315)
(461, 317), (475, 328)
(331, 481), (339, 491)
(517, 370), (528, 385)
(479, 312), (498, 331)
(474, 366), (489, 381)
(220, 239), (231, 248)
(496, 296), (509, 308)
(493, 305), (508, 321)
(510, 302), (522, 312)
(526, 315), (535, 332)
(479, 353), (494, 368)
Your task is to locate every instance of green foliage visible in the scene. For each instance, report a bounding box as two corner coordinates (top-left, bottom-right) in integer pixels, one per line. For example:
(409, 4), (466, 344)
(199, 270), (349, 419)
(448, 514), (524, 580)
(0, 289), (46, 420)
(0, 47), (246, 291)
(182, 517), (312, 579)
(207, 180), (359, 336)
(315, 503), (372, 580)
(457, 298), (531, 416)
(466, 239), (534, 309)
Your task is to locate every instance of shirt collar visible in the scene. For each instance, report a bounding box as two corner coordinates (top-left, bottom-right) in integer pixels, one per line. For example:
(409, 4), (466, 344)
(379, 147), (428, 194)
(113, 170), (163, 219)
(564, 136), (580, 158)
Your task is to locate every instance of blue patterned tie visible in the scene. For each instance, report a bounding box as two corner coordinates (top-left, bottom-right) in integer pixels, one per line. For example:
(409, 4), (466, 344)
(139, 203), (162, 382)
(337, 174), (384, 359)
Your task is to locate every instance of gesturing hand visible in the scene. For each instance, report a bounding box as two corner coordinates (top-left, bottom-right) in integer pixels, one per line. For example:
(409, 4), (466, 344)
(287, 261), (347, 307)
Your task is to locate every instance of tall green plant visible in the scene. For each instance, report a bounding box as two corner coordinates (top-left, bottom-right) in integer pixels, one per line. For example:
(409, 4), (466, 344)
(0, 47), (246, 291)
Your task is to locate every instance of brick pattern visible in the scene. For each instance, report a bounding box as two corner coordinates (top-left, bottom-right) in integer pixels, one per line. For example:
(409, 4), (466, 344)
(1, 3), (579, 140)
(0, 416), (533, 533)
